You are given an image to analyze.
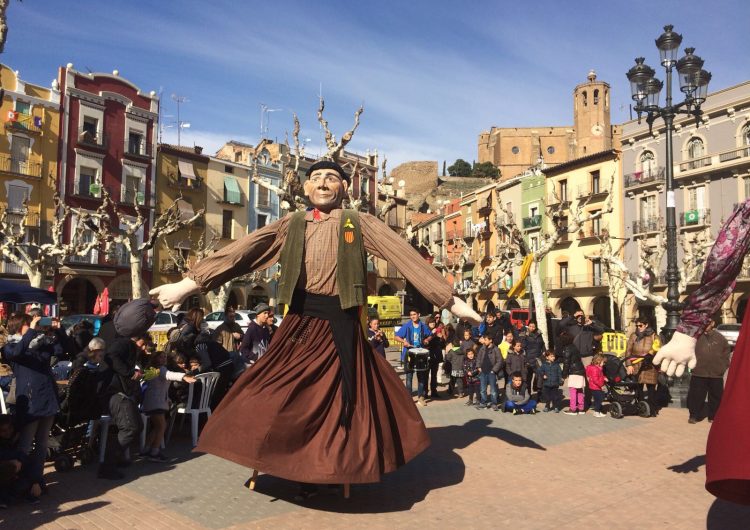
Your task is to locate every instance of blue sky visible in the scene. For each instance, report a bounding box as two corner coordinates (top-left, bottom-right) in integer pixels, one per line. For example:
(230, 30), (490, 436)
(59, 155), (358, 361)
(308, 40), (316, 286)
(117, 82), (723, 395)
(4, 0), (749, 168)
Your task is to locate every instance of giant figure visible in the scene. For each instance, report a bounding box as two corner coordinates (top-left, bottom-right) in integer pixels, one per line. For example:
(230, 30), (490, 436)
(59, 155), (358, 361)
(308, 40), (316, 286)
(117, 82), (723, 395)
(150, 161), (480, 488)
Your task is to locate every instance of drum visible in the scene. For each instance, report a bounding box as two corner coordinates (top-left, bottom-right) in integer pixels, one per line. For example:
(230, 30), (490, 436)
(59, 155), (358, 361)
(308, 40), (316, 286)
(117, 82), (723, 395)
(408, 348), (429, 372)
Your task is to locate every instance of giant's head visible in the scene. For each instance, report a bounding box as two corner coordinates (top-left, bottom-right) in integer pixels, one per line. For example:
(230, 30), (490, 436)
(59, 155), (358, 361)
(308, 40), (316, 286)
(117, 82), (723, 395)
(303, 160), (350, 212)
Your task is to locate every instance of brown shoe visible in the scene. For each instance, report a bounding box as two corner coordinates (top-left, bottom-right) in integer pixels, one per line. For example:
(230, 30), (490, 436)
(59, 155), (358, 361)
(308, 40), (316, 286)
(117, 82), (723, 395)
(688, 417), (697, 424)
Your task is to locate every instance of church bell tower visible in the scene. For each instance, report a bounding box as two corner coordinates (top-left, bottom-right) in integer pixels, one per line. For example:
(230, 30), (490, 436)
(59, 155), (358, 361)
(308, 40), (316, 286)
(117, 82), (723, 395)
(573, 70), (612, 157)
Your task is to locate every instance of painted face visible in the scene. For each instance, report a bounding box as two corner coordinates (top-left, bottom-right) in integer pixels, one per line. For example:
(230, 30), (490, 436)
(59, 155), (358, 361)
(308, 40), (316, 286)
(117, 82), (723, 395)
(303, 169), (348, 212)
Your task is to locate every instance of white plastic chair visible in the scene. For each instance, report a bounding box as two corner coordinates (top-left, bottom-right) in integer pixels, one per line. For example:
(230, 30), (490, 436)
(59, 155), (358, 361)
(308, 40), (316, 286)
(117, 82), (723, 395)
(139, 413), (166, 453)
(166, 372), (220, 447)
(0, 390), (7, 415)
(94, 415), (129, 463)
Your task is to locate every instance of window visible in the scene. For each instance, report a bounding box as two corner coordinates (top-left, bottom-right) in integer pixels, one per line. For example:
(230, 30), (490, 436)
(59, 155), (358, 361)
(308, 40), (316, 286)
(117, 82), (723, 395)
(592, 259), (603, 285)
(559, 262), (569, 286)
(511, 146), (520, 154)
(257, 182), (270, 207)
(234, 151), (242, 163)
(71, 227), (97, 264)
(594, 89), (599, 105)
(465, 206), (472, 235)
(78, 167), (97, 197)
(15, 101), (30, 115)
(123, 175), (140, 204)
(591, 211), (601, 235)
(128, 131), (144, 155)
(582, 91), (588, 107)
(547, 146), (555, 155)
(7, 184), (28, 211)
(558, 215), (569, 241)
(222, 210), (233, 239)
(559, 180), (568, 202)
(640, 195), (657, 221)
(257, 213), (267, 229)
(223, 176), (242, 204)
(530, 206), (538, 217)
(688, 186), (706, 211)
(10, 135), (30, 174)
(591, 170), (600, 194)
(83, 117), (98, 136)
(224, 165), (234, 174)
(742, 124), (750, 146)
(530, 235), (538, 251)
(687, 137), (704, 159)
(639, 151), (655, 176)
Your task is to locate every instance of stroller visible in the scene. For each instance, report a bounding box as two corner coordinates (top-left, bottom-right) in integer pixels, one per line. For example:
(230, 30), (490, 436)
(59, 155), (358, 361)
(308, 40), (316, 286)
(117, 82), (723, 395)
(602, 354), (652, 419)
(48, 365), (101, 471)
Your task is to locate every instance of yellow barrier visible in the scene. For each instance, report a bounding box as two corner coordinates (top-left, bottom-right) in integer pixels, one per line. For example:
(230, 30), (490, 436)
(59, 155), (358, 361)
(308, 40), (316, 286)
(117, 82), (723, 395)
(379, 318), (400, 344)
(602, 332), (627, 357)
(149, 330), (169, 352)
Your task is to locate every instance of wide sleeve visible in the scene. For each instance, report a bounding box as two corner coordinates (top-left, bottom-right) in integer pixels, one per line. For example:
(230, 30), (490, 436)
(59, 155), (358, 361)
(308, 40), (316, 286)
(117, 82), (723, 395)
(360, 213), (453, 309)
(187, 214), (291, 292)
(677, 202), (750, 338)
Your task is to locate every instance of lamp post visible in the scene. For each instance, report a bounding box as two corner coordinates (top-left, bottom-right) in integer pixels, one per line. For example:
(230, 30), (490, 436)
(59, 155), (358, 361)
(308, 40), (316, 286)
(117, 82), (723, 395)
(626, 25), (711, 342)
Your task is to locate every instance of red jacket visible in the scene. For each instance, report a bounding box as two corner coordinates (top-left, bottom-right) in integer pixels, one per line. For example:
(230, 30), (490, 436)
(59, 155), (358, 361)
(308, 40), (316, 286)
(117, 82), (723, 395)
(585, 364), (606, 391)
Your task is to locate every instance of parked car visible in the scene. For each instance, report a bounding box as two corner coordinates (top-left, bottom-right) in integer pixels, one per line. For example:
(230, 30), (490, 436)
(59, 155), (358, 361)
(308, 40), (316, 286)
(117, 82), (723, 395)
(204, 310), (255, 332)
(61, 314), (105, 336)
(148, 311), (186, 333)
(716, 323), (740, 348)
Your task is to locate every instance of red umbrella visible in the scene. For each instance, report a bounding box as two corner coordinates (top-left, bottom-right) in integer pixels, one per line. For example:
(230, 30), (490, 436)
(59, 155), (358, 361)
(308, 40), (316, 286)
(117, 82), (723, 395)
(100, 287), (110, 316)
(93, 292), (102, 315)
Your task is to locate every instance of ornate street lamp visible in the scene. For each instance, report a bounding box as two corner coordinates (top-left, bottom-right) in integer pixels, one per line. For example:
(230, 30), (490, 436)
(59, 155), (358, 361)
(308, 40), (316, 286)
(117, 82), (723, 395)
(626, 25), (711, 341)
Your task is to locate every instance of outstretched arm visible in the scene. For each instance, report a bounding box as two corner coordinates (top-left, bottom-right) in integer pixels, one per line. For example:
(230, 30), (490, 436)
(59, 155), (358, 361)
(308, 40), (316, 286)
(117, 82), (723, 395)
(654, 202), (750, 376)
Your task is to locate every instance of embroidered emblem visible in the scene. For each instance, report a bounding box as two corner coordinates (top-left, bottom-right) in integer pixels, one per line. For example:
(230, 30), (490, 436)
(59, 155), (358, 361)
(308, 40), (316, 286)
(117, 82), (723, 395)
(344, 230), (354, 244)
(344, 218), (354, 229)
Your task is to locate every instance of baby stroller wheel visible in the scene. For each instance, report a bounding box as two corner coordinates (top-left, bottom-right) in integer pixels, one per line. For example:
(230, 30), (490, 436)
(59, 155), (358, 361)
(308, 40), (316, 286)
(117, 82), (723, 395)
(80, 445), (96, 466)
(609, 402), (623, 419)
(54, 454), (74, 472)
(637, 401), (651, 418)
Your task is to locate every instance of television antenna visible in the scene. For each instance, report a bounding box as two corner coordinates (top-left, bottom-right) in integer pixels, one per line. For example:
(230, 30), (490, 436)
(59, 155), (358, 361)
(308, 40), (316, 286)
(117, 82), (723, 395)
(171, 94), (191, 146)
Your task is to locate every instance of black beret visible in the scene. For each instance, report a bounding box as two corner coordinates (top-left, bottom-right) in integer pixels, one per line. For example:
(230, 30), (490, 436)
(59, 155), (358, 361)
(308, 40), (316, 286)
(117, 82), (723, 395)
(305, 160), (350, 184)
(114, 299), (158, 338)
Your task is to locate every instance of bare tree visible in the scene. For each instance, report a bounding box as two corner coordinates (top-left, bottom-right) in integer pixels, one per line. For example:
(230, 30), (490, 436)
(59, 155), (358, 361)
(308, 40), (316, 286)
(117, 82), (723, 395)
(0, 195), (101, 288)
(0, 0), (12, 55)
(376, 157), (398, 221)
(584, 231), (630, 330)
(89, 188), (203, 299)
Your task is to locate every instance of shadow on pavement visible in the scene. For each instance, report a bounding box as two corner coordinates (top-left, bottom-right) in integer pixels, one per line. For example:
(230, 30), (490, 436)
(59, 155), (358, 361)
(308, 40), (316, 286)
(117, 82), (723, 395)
(0, 433), (202, 530)
(250, 418), (545, 513)
(667, 454), (705, 473)
(707, 498), (750, 529)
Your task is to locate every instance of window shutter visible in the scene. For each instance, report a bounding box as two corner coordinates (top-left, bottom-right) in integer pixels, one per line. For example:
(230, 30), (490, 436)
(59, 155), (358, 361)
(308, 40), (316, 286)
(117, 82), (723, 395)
(91, 231), (99, 264)
(74, 168), (81, 196)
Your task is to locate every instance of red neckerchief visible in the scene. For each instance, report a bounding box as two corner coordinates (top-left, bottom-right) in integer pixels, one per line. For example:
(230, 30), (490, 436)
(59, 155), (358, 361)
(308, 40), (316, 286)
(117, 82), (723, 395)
(312, 208), (321, 221)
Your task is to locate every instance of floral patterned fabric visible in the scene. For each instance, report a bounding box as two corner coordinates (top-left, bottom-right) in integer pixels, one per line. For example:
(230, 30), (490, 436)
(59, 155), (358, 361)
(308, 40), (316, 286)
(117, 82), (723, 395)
(677, 201), (750, 338)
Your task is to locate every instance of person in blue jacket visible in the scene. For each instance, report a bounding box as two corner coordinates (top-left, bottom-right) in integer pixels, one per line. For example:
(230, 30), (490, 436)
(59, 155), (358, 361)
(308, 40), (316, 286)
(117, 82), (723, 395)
(395, 310), (432, 404)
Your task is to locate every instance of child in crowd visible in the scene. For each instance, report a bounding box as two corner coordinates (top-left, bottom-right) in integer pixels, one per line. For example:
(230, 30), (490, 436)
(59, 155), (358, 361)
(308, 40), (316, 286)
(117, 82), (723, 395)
(463, 346), (480, 406)
(561, 331), (586, 416)
(0, 414), (38, 506)
(141, 352), (195, 461)
(460, 329), (475, 355)
(444, 338), (466, 397)
(586, 354), (608, 418)
(505, 341), (527, 383)
(504, 372), (537, 415)
(538, 350), (564, 412)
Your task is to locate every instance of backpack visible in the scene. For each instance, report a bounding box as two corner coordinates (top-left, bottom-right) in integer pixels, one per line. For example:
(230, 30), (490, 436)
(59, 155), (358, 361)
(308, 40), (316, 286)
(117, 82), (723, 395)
(164, 325), (183, 356)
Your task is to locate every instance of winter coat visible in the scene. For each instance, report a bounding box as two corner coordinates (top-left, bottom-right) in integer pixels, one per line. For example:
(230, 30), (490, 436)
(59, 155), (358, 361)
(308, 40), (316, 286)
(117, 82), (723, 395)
(427, 332), (445, 366)
(444, 348), (466, 376)
(692, 330), (731, 379)
(505, 350), (527, 379)
(101, 337), (141, 400)
(626, 328), (659, 385)
(561, 316), (605, 357)
(484, 321), (505, 345)
(463, 356), (480, 384)
(475, 344), (503, 375)
(585, 364), (606, 391)
(506, 382), (530, 405)
(537, 359), (563, 388)
(212, 321), (243, 353)
(522, 331), (546, 363)
(562, 343), (585, 378)
(141, 366), (186, 412)
(1, 330), (60, 423)
(460, 338), (476, 354)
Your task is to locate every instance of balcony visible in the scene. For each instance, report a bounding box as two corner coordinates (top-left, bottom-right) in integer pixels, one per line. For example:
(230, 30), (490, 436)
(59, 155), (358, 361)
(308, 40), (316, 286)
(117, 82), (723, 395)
(719, 146), (750, 163)
(1, 260), (24, 275)
(522, 214), (542, 230)
(679, 209), (710, 228)
(76, 127), (108, 149)
(169, 175), (203, 190)
(678, 145), (750, 178)
(547, 274), (608, 290)
(633, 217), (662, 235)
(552, 231), (571, 247)
(124, 138), (153, 159)
(0, 153), (42, 178)
(546, 194), (570, 209)
(446, 227), (464, 240)
(5, 114), (42, 134)
(624, 167), (665, 189)
(577, 183), (610, 201)
(679, 154), (712, 172)
(463, 229), (475, 243)
(578, 228), (607, 243)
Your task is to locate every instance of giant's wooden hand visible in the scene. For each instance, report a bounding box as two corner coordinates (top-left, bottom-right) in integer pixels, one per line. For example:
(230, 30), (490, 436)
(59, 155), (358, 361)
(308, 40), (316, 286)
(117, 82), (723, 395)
(149, 277), (201, 311)
(448, 296), (481, 325)
(652, 331), (697, 377)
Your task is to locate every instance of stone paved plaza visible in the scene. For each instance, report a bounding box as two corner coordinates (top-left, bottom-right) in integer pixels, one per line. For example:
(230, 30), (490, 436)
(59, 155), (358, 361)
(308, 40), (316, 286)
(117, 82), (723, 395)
(2, 394), (749, 530)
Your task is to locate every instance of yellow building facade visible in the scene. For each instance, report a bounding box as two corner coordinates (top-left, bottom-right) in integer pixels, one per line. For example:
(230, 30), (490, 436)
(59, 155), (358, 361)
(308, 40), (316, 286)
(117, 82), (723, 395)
(0, 64), (61, 283)
(542, 149), (624, 328)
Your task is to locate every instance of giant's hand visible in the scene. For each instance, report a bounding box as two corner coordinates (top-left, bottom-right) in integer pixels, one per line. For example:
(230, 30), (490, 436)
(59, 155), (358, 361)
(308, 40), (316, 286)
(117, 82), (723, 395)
(652, 331), (697, 377)
(448, 296), (482, 325)
(149, 278), (201, 311)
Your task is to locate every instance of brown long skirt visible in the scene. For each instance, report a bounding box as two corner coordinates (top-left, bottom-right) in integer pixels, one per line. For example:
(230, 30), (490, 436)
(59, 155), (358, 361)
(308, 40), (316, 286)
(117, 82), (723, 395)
(194, 313), (431, 484)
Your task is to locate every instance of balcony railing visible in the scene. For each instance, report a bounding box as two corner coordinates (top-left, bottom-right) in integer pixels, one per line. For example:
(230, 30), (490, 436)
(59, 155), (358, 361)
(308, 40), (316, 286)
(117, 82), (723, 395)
(5, 115), (42, 134)
(578, 228), (607, 242)
(624, 167), (665, 189)
(0, 153), (42, 178)
(633, 217), (662, 235)
(577, 183), (610, 199)
(679, 155), (712, 172)
(124, 139), (153, 159)
(547, 274), (608, 290)
(522, 215), (542, 230)
(719, 146), (750, 163)
(679, 209), (710, 228)
(1, 260), (24, 275)
(547, 194), (570, 207)
(77, 127), (108, 148)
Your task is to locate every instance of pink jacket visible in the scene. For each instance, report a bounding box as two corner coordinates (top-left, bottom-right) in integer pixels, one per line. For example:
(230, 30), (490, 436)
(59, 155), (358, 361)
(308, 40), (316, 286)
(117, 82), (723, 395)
(585, 364), (606, 391)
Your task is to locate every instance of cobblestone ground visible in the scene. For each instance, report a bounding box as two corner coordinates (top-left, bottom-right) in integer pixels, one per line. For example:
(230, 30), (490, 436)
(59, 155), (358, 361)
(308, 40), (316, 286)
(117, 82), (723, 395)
(2, 357), (748, 529)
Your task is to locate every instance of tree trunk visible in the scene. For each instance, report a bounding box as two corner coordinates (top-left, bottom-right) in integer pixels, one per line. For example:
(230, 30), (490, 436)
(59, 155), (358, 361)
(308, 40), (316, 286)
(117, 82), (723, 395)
(130, 256), (143, 299)
(206, 281), (232, 312)
(529, 261), (548, 343)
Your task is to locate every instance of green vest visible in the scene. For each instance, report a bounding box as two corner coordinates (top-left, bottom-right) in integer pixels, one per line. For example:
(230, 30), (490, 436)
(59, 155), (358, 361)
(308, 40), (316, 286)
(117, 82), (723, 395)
(276, 209), (367, 310)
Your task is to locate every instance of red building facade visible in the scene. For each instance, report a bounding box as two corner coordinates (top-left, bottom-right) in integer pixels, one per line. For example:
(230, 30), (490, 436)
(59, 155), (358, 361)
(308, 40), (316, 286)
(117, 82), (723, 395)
(55, 65), (159, 314)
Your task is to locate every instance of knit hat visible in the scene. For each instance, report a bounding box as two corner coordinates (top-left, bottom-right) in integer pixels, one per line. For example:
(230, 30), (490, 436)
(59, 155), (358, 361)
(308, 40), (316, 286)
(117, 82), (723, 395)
(253, 303), (271, 314)
(113, 299), (158, 338)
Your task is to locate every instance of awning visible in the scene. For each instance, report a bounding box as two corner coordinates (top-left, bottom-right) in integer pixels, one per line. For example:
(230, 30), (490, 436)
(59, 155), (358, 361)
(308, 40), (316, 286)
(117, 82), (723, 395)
(177, 201), (195, 221)
(224, 176), (242, 204)
(178, 160), (197, 180)
(0, 279), (57, 304)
